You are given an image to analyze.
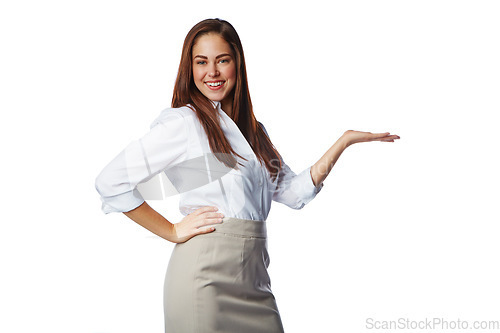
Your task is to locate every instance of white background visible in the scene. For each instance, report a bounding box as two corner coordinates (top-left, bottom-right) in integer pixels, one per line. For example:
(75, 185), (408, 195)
(1, 0), (499, 332)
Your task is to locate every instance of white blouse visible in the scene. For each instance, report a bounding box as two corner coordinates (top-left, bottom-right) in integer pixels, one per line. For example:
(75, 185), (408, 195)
(95, 101), (324, 221)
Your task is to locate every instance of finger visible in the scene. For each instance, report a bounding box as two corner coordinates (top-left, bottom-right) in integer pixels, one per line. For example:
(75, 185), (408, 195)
(372, 132), (391, 138)
(203, 211), (225, 219)
(193, 206), (219, 216)
(196, 225), (217, 235)
(192, 214), (223, 228)
(203, 215), (224, 226)
(380, 135), (400, 141)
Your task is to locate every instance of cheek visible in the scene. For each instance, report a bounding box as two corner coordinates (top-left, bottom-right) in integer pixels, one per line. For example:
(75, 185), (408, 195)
(192, 65), (204, 83)
(226, 65), (236, 81)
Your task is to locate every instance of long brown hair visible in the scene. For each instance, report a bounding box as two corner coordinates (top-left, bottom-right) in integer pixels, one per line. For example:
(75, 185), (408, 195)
(172, 18), (282, 182)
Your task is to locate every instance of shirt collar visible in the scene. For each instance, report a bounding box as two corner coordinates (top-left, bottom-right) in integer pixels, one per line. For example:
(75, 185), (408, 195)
(210, 100), (221, 109)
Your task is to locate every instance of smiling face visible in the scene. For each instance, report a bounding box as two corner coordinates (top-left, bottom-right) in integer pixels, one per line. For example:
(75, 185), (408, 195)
(192, 33), (237, 110)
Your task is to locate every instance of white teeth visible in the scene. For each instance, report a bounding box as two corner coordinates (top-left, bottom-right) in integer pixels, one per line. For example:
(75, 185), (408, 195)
(206, 81), (224, 87)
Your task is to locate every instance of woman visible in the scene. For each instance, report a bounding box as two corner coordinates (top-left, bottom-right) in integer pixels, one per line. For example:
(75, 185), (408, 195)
(95, 18), (400, 333)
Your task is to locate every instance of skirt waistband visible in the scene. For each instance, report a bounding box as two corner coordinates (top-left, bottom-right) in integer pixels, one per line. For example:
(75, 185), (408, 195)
(207, 216), (267, 238)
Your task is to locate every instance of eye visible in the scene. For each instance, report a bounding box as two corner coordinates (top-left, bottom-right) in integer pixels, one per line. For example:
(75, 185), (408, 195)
(196, 60), (206, 65)
(219, 58), (230, 64)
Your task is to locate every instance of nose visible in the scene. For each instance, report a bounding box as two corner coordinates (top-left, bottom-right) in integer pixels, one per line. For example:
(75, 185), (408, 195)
(208, 63), (219, 77)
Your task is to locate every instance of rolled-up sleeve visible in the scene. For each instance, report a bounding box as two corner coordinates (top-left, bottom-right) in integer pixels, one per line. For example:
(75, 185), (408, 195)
(271, 157), (324, 209)
(95, 111), (189, 214)
(259, 122), (324, 210)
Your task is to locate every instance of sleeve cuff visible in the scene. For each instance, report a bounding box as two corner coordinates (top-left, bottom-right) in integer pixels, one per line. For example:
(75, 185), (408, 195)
(293, 166), (324, 205)
(100, 188), (145, 214)
(305, 165), (324, 194)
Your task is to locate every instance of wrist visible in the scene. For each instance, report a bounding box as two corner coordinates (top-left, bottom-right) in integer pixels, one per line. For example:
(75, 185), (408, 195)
(164, 222), (178, 243)
(338, 134), (350, 150)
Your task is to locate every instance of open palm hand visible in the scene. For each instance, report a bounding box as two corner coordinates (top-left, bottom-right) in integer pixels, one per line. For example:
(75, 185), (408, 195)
(342, 130), (400, 147)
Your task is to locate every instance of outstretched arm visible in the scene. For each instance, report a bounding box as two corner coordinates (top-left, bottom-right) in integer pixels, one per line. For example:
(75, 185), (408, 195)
(310, 130), (400, 187)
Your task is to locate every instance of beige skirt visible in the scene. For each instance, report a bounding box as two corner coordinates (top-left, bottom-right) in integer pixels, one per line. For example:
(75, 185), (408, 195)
(163, 216), (285, 333)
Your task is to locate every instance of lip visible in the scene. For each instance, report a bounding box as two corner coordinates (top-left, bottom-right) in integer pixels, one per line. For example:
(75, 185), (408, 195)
(205, 80), (226, 91)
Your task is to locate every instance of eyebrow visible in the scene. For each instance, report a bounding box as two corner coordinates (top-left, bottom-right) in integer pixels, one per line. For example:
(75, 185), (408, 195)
(193, 53), (232, 60)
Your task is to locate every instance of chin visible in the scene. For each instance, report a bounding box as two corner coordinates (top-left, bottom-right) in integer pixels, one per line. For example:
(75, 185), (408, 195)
(205, 93), (225, 102)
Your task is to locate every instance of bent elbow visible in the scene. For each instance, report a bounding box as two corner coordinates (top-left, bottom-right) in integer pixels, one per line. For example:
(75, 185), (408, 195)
(291, 201), (306, 210)
(95, 172), (104, 195)
(95, 168), (117, 197)
(284, 199), (306, 210)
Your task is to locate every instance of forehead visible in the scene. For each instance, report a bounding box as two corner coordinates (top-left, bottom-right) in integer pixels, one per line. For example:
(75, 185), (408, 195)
(192, 33), (233, 57)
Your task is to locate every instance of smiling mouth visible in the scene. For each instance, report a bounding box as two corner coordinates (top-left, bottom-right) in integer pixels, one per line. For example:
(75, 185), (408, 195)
(205, 81), (225, 90)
